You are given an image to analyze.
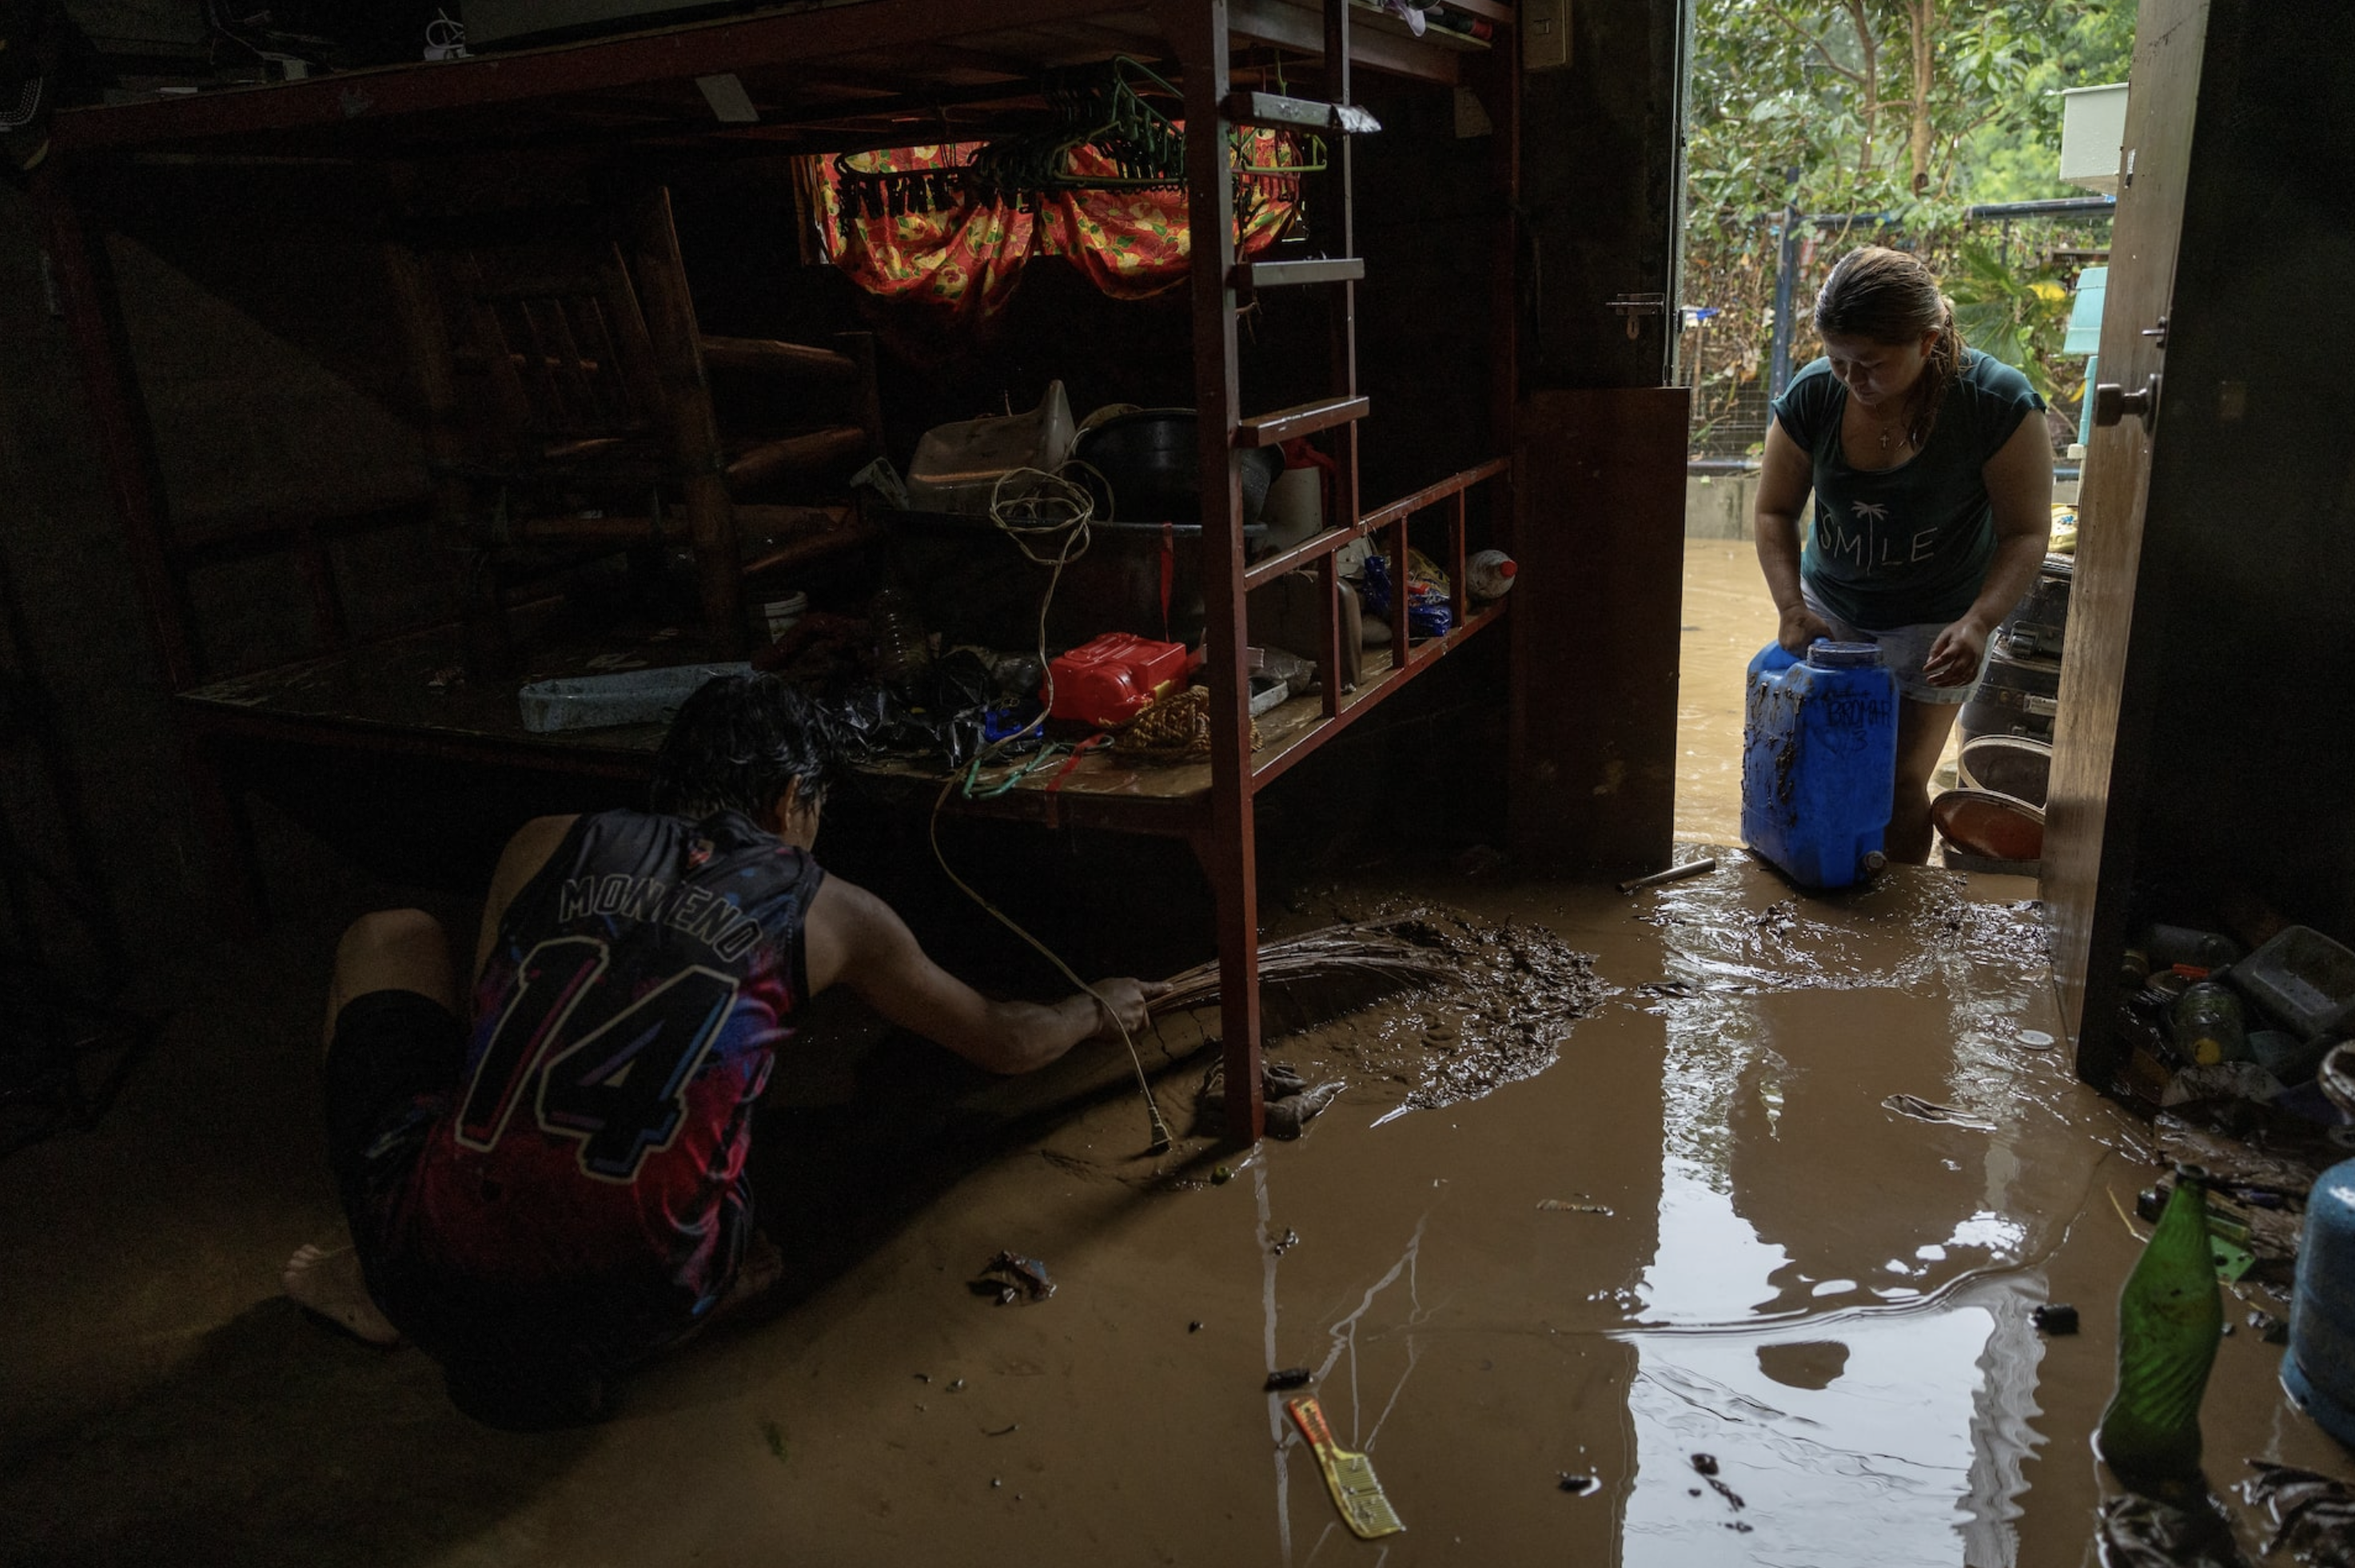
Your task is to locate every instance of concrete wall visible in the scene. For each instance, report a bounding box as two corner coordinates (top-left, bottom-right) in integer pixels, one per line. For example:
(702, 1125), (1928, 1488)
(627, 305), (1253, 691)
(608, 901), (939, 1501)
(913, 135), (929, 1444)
(1684, 469), (1758, 539)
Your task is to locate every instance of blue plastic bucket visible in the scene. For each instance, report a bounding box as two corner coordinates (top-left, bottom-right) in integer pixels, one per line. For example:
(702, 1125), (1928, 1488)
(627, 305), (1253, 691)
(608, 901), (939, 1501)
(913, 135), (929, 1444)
(1740, 640), (1898, 889)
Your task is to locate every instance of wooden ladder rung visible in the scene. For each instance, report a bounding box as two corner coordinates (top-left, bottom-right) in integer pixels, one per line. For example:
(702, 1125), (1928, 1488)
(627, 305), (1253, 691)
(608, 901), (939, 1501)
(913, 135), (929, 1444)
(1232, 257), (1367, 291)
(1222, 90), (1383, 135)
(1235, 395), (1370, 448)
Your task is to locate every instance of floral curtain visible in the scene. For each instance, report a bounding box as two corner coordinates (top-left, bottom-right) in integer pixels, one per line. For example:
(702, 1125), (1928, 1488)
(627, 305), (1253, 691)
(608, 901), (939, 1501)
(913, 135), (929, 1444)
(804, 132), (1305, 324)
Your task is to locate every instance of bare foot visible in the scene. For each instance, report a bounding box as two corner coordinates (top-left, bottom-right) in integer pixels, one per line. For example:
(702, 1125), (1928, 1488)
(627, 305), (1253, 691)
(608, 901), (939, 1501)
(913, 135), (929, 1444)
(707, 1231), (785, 1327)
(282, 1242), (401, 1347)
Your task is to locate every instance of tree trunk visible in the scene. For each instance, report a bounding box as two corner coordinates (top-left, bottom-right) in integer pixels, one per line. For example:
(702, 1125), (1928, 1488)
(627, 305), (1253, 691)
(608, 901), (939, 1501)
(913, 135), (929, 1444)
(1846, 0), (1879, 173)
(1907, 0), (1935, 193)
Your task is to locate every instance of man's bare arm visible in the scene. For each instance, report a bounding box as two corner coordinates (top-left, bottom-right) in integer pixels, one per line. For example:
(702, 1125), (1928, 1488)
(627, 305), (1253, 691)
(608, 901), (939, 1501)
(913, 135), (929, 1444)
(803, 874), (1158, 1075)
(472, 814), (580, 982)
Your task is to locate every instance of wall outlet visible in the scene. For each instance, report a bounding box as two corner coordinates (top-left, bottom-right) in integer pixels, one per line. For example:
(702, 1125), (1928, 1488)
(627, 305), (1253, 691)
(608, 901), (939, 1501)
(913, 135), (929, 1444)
(1523, 0), (1570, 70)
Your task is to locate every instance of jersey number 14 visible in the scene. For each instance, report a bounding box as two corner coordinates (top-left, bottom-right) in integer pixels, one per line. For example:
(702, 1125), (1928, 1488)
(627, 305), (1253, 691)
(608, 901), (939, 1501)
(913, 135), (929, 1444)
(454, 936), (741, 1181)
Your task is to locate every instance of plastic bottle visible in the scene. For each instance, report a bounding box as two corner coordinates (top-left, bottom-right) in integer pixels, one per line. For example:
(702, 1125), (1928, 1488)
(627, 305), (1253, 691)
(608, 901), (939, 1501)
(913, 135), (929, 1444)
(2096, 1163), (2222, 1494)
(1465, 549), (1519, 601)
(2146, 924), (2243, 971)
(2169, 982), (2249, 1065)
(869, 585), (933, 687)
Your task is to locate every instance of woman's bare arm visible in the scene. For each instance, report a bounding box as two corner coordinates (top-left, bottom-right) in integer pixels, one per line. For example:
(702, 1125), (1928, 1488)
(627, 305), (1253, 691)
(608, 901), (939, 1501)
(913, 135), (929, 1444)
(1754, 418), (1832, 651)
(1922, 414), (2054, 686)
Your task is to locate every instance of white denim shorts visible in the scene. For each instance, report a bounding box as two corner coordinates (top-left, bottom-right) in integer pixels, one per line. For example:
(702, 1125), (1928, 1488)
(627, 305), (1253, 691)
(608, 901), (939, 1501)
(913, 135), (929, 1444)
(1800, 583), (1988, 706)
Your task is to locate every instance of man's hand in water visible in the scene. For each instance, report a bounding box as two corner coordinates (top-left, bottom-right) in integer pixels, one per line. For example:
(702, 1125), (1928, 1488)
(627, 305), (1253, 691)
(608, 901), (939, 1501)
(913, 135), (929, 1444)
(1088, 978), (1167, 1040)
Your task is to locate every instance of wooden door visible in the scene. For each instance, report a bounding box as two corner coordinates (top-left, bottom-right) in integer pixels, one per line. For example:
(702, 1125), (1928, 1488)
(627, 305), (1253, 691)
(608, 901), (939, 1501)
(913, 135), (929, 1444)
(2042, 0), (2211, 1073)
(1509, 387), (1690, 872)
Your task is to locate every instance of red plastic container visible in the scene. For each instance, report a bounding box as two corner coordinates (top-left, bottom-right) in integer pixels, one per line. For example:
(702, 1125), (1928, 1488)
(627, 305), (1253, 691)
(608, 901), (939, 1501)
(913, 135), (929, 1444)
(1045, 634), (1195, 729)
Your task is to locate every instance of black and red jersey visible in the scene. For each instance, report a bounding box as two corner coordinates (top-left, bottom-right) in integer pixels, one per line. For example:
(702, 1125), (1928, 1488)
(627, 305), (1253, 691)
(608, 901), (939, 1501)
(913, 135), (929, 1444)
(381, 807), (821, 1362)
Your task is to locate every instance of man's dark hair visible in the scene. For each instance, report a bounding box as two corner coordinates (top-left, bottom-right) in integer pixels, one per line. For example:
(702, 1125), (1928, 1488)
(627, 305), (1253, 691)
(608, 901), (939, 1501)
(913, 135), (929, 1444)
(650, 675), (843, 822)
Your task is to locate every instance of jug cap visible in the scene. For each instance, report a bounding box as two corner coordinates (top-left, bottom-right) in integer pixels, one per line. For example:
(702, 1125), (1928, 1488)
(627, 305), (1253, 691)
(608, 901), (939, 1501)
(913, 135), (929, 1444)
(1805, 640), (1884, 669)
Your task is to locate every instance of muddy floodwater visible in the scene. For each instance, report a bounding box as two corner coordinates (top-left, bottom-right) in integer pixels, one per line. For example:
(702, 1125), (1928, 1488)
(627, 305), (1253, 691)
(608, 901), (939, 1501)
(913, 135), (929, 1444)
(6, 854), (2348, 1566)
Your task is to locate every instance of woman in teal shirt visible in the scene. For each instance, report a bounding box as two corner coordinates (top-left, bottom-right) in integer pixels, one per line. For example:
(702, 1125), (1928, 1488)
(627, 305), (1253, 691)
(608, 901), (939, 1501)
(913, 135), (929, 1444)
(1755, 247), (2053, 863)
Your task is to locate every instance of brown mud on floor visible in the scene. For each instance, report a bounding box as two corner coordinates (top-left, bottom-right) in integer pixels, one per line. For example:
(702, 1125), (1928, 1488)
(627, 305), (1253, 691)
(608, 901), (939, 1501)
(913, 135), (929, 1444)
(5, 854), (2352, 1567)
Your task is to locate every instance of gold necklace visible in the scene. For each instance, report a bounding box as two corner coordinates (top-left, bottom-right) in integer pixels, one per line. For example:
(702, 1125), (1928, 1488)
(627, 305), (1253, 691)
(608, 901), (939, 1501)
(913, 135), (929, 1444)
(1872, 404), (1911, 454)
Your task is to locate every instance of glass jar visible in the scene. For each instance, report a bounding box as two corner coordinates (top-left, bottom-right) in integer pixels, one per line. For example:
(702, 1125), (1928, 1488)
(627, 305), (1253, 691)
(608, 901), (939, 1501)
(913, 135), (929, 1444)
(2170, 982), (2249, 1067)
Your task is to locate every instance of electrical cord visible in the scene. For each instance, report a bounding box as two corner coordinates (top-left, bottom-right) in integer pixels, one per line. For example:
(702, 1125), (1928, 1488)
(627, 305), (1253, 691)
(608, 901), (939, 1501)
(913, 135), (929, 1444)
(925, 459), (1176, 1152)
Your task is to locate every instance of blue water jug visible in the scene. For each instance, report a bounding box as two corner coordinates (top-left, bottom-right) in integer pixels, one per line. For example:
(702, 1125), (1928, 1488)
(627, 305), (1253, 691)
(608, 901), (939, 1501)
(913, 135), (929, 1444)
(1741, 640), (1897, 889)
(2285, 1045), (2355, 1446)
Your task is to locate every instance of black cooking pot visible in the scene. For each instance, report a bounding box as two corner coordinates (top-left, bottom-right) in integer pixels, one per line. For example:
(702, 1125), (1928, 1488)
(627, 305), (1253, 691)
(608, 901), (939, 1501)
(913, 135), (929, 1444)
(1074, 408), (1285, 524)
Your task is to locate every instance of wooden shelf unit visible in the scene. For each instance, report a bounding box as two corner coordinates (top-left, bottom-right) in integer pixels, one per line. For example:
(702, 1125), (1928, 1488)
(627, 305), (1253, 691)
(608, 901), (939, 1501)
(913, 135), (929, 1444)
(33, 0), (1522, 1144)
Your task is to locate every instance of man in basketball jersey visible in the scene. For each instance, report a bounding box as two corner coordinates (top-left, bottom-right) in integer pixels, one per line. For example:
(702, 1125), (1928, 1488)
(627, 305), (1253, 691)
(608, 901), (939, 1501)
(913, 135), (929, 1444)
(282, 675), (1160, 1424)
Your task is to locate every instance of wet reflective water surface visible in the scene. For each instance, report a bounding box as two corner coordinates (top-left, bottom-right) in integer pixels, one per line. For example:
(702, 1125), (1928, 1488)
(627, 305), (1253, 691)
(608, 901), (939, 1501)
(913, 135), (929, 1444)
(22, 850), (2343, 1566)
(446, 849), (2324, 1568)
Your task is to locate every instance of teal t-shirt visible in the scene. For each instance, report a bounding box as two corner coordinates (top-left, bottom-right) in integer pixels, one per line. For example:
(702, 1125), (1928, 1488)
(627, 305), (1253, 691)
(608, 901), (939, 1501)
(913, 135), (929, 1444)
(1771, 350), (2043, 629)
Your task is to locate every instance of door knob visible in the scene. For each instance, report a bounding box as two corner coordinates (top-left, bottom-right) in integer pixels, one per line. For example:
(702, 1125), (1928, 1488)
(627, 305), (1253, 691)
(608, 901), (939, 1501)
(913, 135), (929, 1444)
(2092, 373), (2162, 430)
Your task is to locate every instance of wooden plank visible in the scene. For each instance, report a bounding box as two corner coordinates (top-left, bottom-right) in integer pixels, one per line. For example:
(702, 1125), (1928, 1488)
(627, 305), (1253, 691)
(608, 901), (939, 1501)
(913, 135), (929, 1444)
(49, 0), (1158, 154)
(1233, 257), (1365, 290)
(2042, 0), (2210, 1084)
(1508, 388), (1687, 873)
(697, 335), (856, 379)
(1234, 393), (1368, 448)
(1229, 0), (1462, 86)
(1172, 0), (1262, 1148)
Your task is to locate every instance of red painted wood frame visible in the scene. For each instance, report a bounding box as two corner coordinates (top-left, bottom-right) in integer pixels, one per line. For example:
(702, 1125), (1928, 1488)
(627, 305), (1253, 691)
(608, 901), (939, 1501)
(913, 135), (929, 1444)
(33, 0), (1522, 1144)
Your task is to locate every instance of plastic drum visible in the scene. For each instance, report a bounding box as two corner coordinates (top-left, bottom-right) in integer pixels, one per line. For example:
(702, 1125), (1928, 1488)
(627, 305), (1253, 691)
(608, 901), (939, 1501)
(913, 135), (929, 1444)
(2285, 1045), (2355, 1447)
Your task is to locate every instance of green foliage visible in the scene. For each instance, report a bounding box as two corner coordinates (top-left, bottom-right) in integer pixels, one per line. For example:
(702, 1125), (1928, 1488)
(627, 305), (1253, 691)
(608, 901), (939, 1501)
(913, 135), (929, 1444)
(1683, 0), (2138, 448)
(1943, 237), (2074, 399)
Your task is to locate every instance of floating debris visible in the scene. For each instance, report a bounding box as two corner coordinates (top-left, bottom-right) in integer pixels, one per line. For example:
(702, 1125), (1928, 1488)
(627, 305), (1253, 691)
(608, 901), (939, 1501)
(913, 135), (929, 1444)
(1537, 1199), (1615, 1215)
(1620, 858), (1717, 894)
(1557, 1473), (1596, 1494)
(2242, 1460), (2355, 1566)
(969, 1251), (1055, 1305)
(1265, 1367), (1313, 1391)
(1690, 1453), (1745, 1510)
(1881, 1092), (1999, 1132)
(2096, 1493), (2250, 1568)
(2032, 1302), (2080, 1335)
(1198, 1060), (1344, 1140)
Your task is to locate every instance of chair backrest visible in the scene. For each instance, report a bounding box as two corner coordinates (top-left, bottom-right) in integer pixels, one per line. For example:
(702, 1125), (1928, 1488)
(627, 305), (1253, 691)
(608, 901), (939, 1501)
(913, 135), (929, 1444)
(389, 192), (718, 473)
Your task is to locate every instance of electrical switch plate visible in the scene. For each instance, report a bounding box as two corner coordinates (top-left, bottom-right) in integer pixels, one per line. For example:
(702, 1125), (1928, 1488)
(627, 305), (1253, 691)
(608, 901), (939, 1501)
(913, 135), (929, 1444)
(1523, 0), (1570, 70)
